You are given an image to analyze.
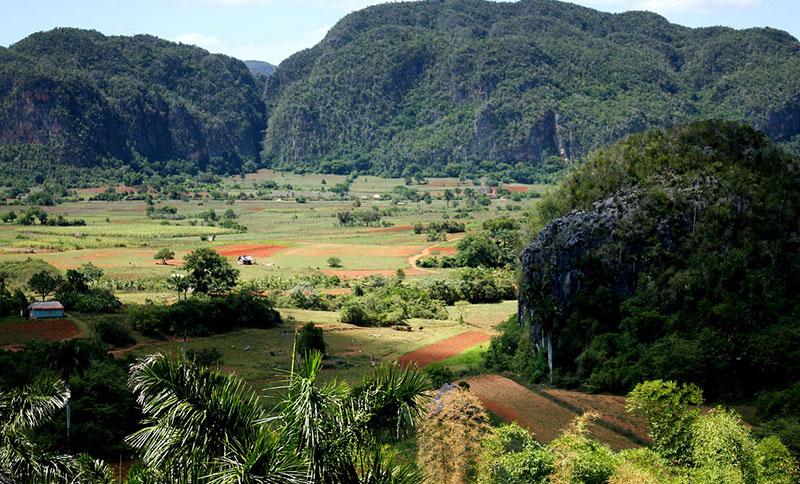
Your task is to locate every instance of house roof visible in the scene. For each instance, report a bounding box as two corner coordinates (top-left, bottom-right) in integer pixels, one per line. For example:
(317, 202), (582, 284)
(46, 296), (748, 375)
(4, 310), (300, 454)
(28, 301), (64, 310)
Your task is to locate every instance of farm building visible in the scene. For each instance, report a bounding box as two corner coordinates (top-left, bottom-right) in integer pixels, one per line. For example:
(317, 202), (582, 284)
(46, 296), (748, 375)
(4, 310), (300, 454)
(237, 255), (254, 265)
(26, 301), (64, 319)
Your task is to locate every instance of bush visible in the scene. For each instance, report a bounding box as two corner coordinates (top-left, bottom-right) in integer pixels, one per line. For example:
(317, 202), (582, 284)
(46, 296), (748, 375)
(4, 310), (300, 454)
(128, 291), (281, 337)
(186, 347), (223, 367)
(95, 319), (135, 347)
(424, 362), (454, 389)
(297, 322), (326, 357)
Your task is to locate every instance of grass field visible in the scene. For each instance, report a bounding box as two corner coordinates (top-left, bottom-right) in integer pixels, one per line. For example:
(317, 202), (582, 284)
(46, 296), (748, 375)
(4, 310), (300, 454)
(3, 171), (638, 451)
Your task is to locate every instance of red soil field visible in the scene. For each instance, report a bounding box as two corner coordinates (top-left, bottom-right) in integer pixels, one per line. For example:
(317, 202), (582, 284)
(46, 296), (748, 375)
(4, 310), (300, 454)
(396, 331), (492, 367)
(502, 186), (528, 192)
(0, 319), (80, 347)
(466, 375), (639, 450)
(298, 245), (419, 257)
(370, 225), (413, 233)
(214, 244), (288, 258)
(543, 389), (652, 444)
(81, 251), (115, 261)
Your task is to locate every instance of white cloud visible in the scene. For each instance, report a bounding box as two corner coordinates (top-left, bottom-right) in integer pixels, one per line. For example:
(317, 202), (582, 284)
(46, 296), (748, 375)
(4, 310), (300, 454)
(572, 0), (761, 14)
(173, 33), (220, 49)
(634, 0), (761, 14)
(175, 0), (402, 10)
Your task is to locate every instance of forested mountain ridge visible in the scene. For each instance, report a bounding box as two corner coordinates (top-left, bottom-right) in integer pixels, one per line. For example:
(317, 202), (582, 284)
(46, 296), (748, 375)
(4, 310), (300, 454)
(0, 28), (266, 185)
(244, 60), (277, 77)
(263, 0), (800, 181)
(1, 0), (800, 185)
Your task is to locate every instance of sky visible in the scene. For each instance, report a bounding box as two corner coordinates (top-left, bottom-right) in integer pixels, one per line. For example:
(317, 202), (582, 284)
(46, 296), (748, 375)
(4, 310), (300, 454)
(1, 0), (798, 65)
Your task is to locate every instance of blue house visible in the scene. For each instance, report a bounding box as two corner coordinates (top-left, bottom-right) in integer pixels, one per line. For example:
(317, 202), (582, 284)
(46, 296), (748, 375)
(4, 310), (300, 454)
(27, 301), (64, 319)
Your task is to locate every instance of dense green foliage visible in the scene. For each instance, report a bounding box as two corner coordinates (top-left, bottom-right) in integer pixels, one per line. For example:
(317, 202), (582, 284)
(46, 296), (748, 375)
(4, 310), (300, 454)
(494, 121), (800, 400)
(127, 290), (281, 337)
(0, 28), (266, 186)
(126, 352), (429, 483)
(0, 340), (140, 461)
(263, 0), (800, 182)
(340, 279), (449, 327)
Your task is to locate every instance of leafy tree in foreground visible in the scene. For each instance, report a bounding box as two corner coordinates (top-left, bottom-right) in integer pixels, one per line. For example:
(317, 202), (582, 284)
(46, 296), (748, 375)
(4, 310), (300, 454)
(626, 380), (704, 465)
(182, 248), (239, 294)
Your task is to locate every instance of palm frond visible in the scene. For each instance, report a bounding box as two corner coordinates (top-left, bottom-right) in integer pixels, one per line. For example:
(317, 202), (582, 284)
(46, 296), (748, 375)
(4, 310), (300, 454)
(205, 432), (306, 484)
(357, 449), (424, 484)
(127, 353), (272, 480)
(351, 363), (431, 440)
(0, 377), (68, 432)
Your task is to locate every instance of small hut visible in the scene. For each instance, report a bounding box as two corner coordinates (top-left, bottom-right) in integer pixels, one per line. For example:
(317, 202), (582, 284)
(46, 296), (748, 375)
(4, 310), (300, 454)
(27, 301), (64, 319)
(237, 255), (254, 265)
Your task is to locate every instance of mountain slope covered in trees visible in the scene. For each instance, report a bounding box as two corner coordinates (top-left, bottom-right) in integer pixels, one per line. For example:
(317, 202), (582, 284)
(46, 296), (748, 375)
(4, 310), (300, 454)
(0, 28), (266, 185)
(263, 0), (800, 181)
(485, 121), (800, 452)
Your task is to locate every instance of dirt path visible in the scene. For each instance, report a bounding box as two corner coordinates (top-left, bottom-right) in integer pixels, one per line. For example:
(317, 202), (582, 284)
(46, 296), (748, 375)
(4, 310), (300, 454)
(406, 235), (464, 273)
(396, 331), (492, 367)
(465, 374), (640, 450)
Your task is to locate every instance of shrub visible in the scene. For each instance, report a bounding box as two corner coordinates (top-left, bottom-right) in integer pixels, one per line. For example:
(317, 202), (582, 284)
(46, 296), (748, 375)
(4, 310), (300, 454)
(297, 322), (326, 357)
(186, 347), (223, 367)
(95, 319), (135, 347)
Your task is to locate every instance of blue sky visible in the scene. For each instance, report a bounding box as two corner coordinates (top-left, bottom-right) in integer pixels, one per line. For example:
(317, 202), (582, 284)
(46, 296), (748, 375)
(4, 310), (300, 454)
(1, 0), (798, 65)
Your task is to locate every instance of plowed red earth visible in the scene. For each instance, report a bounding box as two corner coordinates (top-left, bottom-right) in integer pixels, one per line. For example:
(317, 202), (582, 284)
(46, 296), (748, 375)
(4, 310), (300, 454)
(214, 244), (288, 257)
(396, 331), (492, 367)
(543, 389), (651, 444)
(0, 320), (80, 346)
(466, 375), (639, 450)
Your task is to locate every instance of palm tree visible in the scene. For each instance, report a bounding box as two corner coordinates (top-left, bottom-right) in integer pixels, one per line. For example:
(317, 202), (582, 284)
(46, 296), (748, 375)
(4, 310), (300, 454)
(0, 378), (74, 482)
(126, 354), (304, 484)
(126, 352), (429, 484)
(275, 351), (430, 484)
(46, 340), (92, 445)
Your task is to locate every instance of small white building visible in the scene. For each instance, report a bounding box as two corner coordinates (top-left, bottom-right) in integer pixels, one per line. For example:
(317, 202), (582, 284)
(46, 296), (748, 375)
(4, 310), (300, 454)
(237, 255), (254, 265)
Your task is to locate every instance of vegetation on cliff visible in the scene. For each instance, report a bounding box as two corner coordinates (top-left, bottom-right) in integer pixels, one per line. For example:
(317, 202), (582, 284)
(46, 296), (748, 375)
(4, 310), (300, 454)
(0, 28), (266, 186)
(489, 120), (800, 453)
(263, 0), (800, 182)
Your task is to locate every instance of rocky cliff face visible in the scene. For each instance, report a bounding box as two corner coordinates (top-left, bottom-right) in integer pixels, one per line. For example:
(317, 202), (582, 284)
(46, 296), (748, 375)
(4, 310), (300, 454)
(512, 121), (800, 396)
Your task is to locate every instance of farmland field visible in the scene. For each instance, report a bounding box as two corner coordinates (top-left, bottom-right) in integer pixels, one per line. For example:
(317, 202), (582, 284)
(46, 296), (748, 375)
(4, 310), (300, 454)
(0, 172), (655, 450)
(0, 318), (81, 347)
(465, 374), (641, 451)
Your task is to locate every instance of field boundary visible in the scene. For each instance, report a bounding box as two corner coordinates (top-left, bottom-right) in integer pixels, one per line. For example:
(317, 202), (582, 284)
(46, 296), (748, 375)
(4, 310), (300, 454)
(501, 373), (652, 447)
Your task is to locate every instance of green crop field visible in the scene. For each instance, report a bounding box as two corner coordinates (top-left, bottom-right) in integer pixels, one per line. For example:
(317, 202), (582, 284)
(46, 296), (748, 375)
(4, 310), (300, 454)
(0, 172), (539, 436)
